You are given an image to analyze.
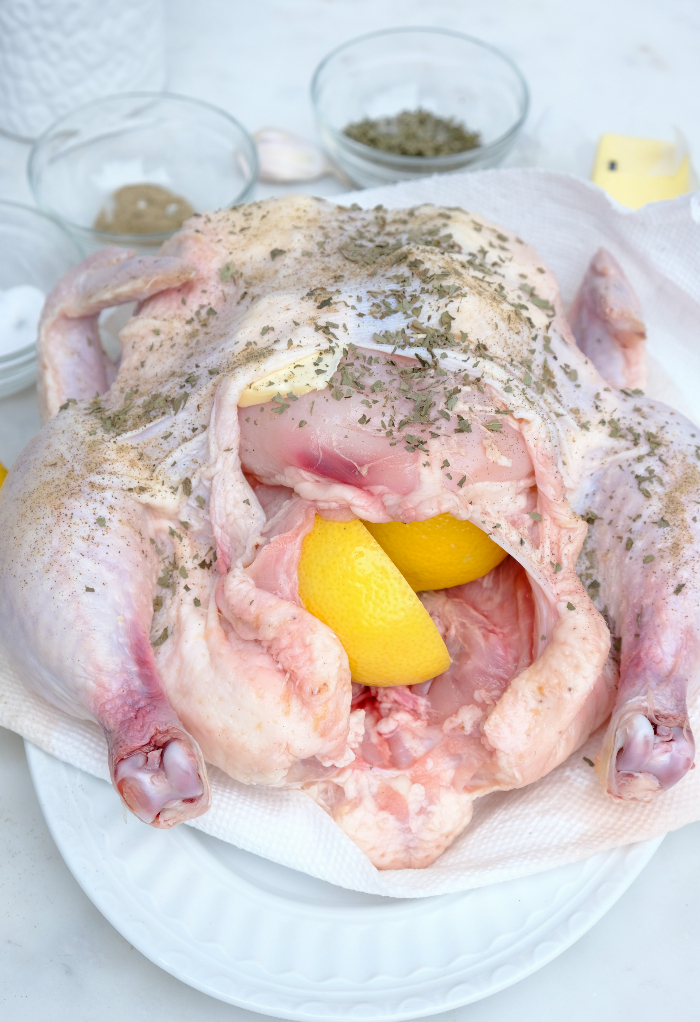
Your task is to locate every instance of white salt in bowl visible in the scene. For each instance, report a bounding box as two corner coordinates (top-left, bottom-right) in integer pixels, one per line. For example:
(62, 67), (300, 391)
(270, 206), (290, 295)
(0, 201), (81, 398)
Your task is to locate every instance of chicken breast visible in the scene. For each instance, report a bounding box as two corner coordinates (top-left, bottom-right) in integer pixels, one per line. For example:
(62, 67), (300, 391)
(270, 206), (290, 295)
(0, 196), (696, 868)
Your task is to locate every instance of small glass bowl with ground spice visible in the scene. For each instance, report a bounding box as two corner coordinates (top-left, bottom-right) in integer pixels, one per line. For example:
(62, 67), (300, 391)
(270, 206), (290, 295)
(28, 92), (258, 253)
(311, 28), (528, 188)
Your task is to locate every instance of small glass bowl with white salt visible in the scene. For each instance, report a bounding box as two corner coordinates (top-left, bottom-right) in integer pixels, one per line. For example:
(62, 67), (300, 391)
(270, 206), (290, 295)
(0, 201), (81, 398)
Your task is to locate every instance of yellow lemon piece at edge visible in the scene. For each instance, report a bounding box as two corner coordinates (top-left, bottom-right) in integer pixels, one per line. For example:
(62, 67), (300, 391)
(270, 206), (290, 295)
(0, 462), (7, 488)
(297, 516), (451, 687)
(363, 514), (508, 592)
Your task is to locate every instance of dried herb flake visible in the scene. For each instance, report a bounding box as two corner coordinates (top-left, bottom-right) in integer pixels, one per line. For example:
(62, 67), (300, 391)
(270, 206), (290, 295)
(151, 627), (169, 647)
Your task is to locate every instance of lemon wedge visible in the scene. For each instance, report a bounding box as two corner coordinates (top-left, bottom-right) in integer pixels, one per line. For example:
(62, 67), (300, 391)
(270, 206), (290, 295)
(297, 516), (450, 687)
(363, 514), (507, 591)
(0, 462), (6, 488)
(238, 347), (341, 407)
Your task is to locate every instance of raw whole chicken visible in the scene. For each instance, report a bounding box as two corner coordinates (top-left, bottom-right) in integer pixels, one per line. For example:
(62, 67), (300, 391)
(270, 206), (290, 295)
(0, 196), (697, 869)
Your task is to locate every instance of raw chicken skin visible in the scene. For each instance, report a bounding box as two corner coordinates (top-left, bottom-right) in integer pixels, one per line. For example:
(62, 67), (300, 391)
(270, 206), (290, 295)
(305, 558), (538, 868)
(568, 248), (647, 392)
(570, 256), (698, 801)
(0, 195), (697, 867)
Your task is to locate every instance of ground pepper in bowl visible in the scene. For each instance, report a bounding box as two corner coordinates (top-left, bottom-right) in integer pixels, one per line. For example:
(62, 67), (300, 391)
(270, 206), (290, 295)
(94, 183), (195, 235)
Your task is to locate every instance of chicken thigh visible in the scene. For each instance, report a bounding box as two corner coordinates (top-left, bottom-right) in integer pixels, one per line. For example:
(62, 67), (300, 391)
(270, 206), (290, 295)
(0, 196), (697, 867)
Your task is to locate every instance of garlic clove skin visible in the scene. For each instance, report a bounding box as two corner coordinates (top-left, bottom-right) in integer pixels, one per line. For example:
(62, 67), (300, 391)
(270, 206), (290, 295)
(254, 128), (333, 183)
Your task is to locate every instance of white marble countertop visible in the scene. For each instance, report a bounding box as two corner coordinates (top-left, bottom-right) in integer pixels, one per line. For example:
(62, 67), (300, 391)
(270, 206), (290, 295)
(2, 0), (700, 1017)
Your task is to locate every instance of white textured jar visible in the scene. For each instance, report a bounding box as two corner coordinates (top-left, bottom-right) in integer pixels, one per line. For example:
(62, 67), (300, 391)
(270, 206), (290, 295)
(0, 0), (166, 141)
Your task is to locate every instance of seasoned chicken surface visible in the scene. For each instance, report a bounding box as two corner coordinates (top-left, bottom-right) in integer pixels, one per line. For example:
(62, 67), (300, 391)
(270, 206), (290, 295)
(0, 196), (697, 868)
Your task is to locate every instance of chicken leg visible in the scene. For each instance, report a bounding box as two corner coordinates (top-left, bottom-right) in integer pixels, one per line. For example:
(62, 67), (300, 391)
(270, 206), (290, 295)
(570, 250), (698, 801)
(0, 248), (210, 826)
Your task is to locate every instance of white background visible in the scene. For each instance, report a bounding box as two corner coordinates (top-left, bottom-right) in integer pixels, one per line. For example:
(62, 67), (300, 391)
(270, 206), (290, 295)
(1, 0), (700, 1017)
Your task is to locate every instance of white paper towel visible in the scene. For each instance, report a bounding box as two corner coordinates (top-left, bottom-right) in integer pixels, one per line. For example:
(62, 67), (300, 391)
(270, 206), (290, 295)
(2, 168), (700, 898)
(0, 0), (165, 141)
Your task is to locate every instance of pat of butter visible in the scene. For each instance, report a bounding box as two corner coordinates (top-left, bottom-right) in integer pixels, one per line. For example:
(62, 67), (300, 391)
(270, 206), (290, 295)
(238, 347), (342, 408)
(591, 133), (691, 210)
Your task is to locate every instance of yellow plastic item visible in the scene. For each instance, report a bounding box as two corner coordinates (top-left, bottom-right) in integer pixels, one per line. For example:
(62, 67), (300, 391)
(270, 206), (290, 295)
(298, 516), (451, 687)
(591, 133), (691, 210)
(0, 462), (6, 488)
(363, 513), (508, 591)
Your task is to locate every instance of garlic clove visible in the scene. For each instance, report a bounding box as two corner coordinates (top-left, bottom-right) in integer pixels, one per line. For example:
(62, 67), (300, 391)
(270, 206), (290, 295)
(254, 128), (333, 183)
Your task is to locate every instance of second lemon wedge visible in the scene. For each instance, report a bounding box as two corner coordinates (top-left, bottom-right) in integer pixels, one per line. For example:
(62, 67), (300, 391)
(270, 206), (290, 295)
(297, 516), (450, 687)
(363, 514), (507, 591)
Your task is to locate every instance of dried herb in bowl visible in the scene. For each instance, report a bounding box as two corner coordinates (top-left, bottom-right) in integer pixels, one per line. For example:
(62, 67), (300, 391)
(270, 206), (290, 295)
(343, 109), (481, 158)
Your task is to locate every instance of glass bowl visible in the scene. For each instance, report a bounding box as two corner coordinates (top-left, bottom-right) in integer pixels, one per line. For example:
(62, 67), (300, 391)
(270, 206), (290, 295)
(0, 201), (82, 398)
(28, 92), (258, 253)
(311, 28), (529, 188)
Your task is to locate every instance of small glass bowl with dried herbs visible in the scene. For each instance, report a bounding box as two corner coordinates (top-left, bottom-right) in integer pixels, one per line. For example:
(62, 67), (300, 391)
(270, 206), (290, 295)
(311, 28), (528, 187)
(28, 92), (258, 253)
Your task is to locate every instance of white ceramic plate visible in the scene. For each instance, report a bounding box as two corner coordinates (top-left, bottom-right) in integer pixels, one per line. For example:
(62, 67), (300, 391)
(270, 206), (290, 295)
(26, 741), (663, 1021)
